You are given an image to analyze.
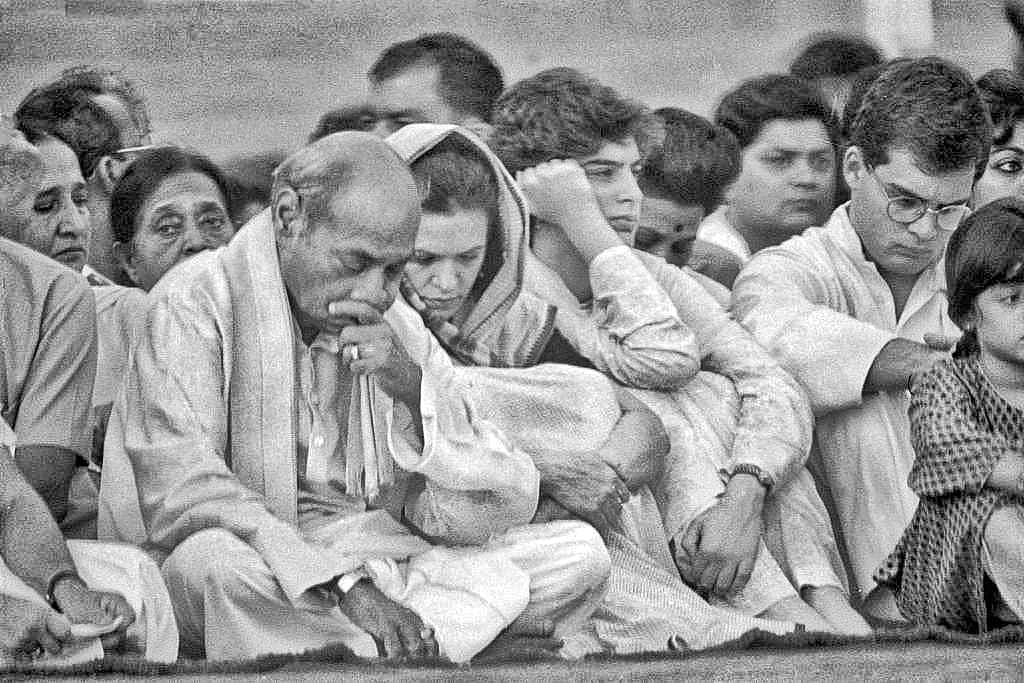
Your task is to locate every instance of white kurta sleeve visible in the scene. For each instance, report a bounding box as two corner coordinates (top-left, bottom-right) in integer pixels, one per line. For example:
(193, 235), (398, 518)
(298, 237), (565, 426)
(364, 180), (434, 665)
(564, 245), (701, 390)
(731, 248), (897, 415)
(648, 258), (813, 488)
(383, 299), (541, 545)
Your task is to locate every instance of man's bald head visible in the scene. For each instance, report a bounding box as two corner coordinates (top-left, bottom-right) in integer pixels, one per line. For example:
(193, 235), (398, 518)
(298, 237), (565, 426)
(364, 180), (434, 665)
(0, 124), (42, 241)
(272, 131), (420, 239)
(274, 132), (423, 338)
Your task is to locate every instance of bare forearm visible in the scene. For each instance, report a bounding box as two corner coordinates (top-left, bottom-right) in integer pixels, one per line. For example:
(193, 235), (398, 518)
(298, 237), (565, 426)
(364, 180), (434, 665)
(864, 338), (945, 394)
(725, 473), (767, 508)
(560, 211), (624, 264)
(14, 445), (76, 523)
(0, 455), (75, 594)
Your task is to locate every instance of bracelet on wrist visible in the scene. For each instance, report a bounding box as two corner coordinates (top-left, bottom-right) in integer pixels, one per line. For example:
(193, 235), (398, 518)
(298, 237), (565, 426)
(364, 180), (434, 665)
(45, 569), (82, 612)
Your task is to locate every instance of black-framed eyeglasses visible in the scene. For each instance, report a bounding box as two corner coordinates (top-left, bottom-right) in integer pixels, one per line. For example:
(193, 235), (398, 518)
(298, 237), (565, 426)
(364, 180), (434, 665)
(867, 169), (971, 234)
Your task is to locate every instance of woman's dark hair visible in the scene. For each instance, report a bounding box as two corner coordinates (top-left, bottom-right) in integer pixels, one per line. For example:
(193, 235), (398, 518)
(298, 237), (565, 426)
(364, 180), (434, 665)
(409, 135), (503, 297)
(110, 146), (232, 245)
(945, 196), (1024, 357)
(490, 67), (648, 175)
(976, 69), (1024, 147)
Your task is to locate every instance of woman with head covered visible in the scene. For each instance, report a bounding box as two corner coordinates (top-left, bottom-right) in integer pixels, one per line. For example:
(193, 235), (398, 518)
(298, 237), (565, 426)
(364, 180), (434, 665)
(387, 122), (808, 652)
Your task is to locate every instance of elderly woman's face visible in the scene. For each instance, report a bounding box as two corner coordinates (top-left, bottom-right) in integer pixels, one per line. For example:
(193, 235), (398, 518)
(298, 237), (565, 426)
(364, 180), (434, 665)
(123, 171), (233, 290)
(973, 122), (1024, 209)
(25, 137), (91, 271)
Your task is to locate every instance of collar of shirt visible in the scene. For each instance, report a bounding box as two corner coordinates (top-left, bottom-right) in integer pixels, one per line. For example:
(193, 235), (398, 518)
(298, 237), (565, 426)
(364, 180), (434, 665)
(828, 203), (947, 296)
(828, 203), (949, 332)
(697, 205), (752, 262)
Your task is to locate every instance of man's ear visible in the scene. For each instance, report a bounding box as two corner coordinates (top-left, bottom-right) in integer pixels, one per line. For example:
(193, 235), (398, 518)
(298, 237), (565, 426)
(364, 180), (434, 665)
(112, 240), (140, 287)
(273, 187), (302, 238)
(93, 154), (132, 194)
(843, 146), (866, 191)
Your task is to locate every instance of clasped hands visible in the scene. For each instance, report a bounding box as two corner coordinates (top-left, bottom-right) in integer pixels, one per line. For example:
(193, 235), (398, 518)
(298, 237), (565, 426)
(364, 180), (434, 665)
(675, 474), (767, 599)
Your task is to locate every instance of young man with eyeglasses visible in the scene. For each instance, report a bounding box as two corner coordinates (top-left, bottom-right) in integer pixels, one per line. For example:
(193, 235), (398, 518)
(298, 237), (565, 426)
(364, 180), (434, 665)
(731, 57), (992, 621)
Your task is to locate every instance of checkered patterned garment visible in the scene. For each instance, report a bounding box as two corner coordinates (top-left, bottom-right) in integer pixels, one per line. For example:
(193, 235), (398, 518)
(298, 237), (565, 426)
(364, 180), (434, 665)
(875, 358), (1024, 632)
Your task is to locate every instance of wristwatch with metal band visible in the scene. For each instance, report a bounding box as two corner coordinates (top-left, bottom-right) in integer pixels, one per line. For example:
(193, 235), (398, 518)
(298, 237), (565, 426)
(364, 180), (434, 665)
(730, 463), (774, 490)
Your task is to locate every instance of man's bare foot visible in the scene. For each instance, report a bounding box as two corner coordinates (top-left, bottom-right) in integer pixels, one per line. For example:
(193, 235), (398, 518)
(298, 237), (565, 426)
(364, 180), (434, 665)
(757, 595), (834, 633)
(802, 585), (873, 637)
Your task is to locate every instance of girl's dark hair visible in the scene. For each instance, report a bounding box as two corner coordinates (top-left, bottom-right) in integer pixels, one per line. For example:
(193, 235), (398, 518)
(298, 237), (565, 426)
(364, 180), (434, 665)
(110, 146), (232, 244)
(976, 69), (1024, 147)
(945, 197), (1024, 357)
(490, 67), (648, 175)
(409, 135), (503, 297)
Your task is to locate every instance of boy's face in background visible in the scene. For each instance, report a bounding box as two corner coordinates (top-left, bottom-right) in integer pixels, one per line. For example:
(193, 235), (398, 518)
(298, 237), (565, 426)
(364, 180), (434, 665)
(725, 118), (835, 240)
(635, 194), (704, 263)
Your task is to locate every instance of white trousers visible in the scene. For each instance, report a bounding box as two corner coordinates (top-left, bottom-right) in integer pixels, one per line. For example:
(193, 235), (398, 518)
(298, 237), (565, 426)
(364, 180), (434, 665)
(161, 519), (609, 662)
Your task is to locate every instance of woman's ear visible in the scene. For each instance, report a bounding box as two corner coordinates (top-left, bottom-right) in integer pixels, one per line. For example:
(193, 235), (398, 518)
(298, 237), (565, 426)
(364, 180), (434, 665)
(112, 240), (140, 287)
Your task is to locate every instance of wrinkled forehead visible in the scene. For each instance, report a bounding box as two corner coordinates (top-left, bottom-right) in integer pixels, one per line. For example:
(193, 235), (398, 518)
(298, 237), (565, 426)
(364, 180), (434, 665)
(318, 180), (420, 243)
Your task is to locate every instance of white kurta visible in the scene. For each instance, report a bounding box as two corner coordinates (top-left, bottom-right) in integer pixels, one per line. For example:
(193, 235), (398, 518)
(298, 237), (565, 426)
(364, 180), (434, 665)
(696, 207), (752, 263)
(526, 244), (847, 614)
(104, 213), (608, 662)
(731, 204), (958, 598)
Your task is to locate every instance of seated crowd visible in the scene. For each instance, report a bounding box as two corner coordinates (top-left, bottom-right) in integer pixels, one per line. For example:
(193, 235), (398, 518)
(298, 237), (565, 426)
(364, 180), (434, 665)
(4, 28), (1024, 665)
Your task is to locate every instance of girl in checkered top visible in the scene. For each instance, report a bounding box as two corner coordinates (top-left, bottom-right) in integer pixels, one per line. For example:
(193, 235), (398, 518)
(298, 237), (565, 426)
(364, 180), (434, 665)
(875, 197), (1024, 632)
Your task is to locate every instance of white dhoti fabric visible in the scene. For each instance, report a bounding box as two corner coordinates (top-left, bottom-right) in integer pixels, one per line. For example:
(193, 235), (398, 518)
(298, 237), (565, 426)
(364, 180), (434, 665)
(456, 366), (806, 655)
(591, 489), (795, 654)
(161, 520), (607, 663)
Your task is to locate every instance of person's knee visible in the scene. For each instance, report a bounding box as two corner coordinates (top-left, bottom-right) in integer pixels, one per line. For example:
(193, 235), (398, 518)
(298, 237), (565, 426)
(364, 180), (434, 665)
(162, 528), (261, 599)
(985, 506), (1024, 549)
(547, 520), (611, 589)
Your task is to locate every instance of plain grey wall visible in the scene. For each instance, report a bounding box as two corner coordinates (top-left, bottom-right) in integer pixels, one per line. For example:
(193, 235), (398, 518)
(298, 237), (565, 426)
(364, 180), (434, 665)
(0, 0), (1009, 163)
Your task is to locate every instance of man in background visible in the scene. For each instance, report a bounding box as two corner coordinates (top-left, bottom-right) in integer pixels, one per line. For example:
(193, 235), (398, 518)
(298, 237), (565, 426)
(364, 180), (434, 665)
(367, 32), (503, 138)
